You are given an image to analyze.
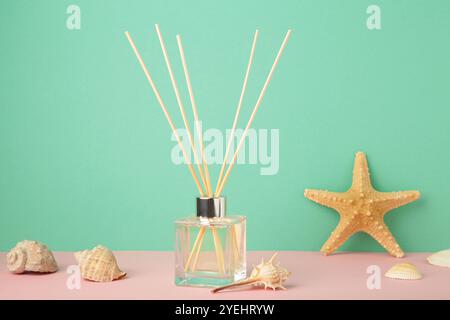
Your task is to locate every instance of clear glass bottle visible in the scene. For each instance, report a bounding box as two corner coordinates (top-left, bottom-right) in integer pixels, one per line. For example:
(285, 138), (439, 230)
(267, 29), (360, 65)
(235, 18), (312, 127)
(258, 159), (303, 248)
(175, 197), (246, 287)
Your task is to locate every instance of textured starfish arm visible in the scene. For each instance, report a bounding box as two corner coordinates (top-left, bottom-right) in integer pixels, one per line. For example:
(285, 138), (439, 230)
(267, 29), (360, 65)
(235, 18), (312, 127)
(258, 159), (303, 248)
(351, 152), (373, 192)
(320, 219), (356, 255)
(375, 191), (420, 214)
(365, 222), (404, 258)
(304, 189), (347, 210)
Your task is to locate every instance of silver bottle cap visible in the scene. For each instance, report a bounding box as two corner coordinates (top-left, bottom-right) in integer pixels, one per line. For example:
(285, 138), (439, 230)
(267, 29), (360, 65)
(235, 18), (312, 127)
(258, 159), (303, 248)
(196, 197), (226, 218)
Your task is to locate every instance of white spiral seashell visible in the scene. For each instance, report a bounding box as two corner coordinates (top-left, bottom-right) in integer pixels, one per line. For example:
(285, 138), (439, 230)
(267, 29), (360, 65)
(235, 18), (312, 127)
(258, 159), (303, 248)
(7, 248), (27, 274)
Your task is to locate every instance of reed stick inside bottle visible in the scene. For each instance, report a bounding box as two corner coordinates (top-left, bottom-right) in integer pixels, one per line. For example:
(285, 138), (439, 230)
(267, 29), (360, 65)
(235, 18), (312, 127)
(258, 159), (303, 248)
(211, 226), (225, 273)
(184, 226), (206, 272)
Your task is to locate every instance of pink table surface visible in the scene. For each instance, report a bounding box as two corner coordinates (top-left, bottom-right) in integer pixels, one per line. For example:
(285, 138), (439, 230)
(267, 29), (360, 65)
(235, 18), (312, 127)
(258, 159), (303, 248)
(0, 251), (449, 300)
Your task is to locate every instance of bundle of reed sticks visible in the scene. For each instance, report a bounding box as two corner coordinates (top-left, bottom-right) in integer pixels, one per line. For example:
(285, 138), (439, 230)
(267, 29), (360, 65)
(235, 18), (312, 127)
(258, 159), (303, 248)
(125, 25), (291, 273)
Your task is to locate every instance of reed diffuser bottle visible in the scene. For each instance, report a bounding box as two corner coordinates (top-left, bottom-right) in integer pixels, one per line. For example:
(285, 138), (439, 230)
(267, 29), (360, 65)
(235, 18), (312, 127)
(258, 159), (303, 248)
(125, 24), (291, 288)
(175, 197), (246, 287)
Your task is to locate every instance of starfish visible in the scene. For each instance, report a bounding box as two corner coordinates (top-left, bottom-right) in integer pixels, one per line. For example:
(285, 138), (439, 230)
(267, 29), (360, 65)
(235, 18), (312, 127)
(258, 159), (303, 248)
(304, 152), (420, 258)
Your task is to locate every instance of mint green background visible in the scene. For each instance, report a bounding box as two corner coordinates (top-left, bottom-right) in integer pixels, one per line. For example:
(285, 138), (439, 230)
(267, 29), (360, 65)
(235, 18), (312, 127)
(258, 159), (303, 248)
(1, 0), (449, 252)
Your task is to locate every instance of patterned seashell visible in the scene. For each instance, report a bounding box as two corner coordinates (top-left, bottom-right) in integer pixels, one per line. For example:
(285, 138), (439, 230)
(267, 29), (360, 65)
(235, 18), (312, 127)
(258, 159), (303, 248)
(212, 253), (290, 293)
(75, 245), (126, 282)
(385, 262), (422, 280)
(249, 253), (290, 290)
(427, 249), (450, 268)
(6, 240), (58, 274)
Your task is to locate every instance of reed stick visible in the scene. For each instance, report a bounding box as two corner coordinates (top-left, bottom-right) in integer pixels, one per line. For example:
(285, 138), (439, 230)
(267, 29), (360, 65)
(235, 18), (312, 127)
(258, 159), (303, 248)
(211, 226), (225, 273)
(231, 225), (240, 263)
(215, 30), (259, 195)
(211, 278), (259, 293)
(155, 24), (209, 194)
(176, 35), (213, 197)
(215, 30), (292, 197)
(190, 226), (206, 271)
(184, 225), (206, 272)
(125, 31), (205, 196)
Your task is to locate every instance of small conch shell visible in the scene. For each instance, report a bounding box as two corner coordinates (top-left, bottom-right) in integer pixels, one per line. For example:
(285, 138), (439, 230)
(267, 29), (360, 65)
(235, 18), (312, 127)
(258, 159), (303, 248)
(212, 253), (290, 293)
(75, 245), (126, 282)
(7, 240), (58, 274)
(385, 262), (422, 280)
(427, 249), (450, 268)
